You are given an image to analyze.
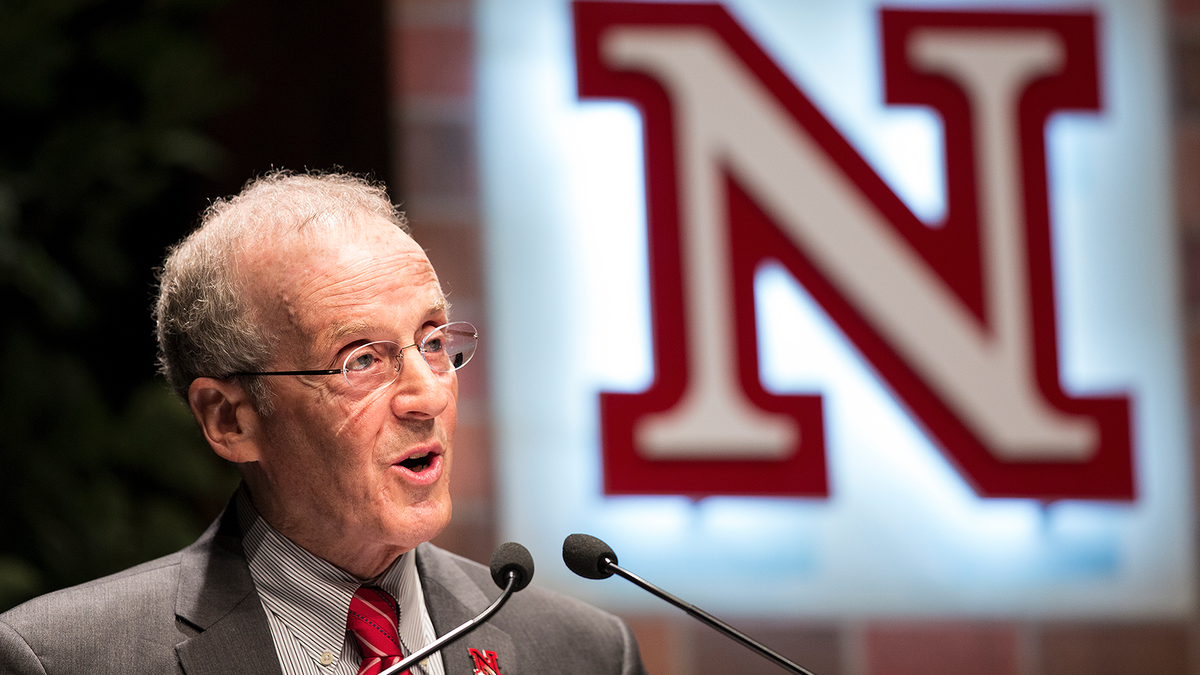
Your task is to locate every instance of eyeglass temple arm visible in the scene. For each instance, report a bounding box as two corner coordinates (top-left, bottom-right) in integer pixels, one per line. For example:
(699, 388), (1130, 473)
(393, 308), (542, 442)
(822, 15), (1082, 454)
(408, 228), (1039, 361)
(228, 369), (342, 377)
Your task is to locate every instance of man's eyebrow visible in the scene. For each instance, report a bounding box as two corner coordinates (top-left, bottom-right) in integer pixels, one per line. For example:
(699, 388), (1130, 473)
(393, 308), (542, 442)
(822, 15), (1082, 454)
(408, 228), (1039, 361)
(330, 320), (372, 343)
(327, 299), (451, 343)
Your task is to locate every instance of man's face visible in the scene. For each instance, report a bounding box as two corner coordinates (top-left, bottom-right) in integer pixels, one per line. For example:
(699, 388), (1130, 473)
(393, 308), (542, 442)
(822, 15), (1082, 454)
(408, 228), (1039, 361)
(240, 218), (456, 573)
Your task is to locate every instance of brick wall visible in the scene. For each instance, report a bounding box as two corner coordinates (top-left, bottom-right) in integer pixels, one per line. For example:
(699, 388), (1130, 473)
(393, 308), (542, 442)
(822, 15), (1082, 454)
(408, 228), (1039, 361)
(389, 0), (1200, 672)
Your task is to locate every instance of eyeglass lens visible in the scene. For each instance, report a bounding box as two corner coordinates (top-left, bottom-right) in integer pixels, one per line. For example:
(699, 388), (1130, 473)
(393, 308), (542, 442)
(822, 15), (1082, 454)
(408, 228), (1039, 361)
(341, 321), (477, 391)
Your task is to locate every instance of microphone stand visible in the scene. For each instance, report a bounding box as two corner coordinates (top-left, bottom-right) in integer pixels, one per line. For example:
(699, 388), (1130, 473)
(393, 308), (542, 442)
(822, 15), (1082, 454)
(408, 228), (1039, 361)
(379, 572), (518, 675)
(604, 559), (815, 675)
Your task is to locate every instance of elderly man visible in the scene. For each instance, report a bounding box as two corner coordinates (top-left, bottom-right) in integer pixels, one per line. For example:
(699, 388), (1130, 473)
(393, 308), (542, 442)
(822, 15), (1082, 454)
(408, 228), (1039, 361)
(0, 172), (646, 675)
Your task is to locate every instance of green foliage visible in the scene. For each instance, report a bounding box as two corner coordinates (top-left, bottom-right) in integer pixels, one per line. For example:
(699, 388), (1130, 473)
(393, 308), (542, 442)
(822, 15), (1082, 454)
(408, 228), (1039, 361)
(0, 0), (242, 611)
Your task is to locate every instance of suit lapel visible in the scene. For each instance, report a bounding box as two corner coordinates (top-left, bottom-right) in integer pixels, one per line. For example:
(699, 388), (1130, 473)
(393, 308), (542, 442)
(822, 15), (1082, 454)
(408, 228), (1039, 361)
(173, 502), (283, 675)
(168, 507), (517, 675)
(416, 545), (518, 675)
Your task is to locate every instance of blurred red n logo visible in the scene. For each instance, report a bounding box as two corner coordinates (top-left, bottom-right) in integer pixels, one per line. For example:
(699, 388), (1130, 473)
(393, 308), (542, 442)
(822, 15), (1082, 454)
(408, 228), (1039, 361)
(575, 2), (1134, 500)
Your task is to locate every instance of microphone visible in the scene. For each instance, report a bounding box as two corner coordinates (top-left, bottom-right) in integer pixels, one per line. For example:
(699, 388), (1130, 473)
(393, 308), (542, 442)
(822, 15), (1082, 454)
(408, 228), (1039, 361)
(562, 532), (616, 579)
(562, 534), (816, 675)
(379, 542), (535, 675)
(490, 541), (535, 591)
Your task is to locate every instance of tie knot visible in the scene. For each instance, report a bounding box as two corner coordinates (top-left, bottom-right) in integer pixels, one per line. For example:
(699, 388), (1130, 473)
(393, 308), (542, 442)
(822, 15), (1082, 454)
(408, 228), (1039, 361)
(347, 586), (407, 675)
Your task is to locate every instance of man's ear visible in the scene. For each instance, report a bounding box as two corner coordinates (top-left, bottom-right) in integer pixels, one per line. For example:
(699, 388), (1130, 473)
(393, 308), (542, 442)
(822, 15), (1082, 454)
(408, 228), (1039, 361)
(188, 377), (264, 464)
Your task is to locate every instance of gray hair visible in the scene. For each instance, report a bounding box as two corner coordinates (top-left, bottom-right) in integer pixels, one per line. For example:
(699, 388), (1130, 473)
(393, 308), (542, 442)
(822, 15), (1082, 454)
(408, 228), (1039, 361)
(154, 170), (408, 414)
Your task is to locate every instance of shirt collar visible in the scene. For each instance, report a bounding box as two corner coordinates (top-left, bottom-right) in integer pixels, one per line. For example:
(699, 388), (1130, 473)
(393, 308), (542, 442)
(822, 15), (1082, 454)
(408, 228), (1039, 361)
(235, 488), (425, 666)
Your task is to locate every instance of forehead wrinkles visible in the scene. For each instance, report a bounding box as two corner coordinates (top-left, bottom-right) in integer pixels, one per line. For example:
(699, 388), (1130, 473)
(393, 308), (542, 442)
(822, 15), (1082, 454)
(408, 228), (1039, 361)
(290, 247), (438, 312)
(242, 230), (444, 356)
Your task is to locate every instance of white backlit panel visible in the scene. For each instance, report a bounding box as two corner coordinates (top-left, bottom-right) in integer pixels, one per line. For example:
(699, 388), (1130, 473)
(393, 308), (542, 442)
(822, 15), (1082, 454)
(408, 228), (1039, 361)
(477, 0), (1191, 616)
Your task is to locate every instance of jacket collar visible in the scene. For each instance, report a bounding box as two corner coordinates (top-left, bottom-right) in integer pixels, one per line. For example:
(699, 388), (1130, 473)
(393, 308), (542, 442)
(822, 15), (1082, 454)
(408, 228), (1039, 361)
(173, 499), (283, 675)
(168, 501), (511, 675)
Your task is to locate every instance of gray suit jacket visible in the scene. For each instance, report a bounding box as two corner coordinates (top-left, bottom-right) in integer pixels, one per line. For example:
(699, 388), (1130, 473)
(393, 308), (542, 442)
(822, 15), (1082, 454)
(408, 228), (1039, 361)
(0, 504), (646, 675)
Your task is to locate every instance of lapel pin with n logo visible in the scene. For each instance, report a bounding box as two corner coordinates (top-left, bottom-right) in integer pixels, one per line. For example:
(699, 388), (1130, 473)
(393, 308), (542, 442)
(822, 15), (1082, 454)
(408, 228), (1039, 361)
(468, 648), (502, 675)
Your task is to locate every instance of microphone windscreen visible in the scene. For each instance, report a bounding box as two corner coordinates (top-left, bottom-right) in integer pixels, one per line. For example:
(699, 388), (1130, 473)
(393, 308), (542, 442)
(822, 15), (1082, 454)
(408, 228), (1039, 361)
(562, 533), (617, 579)
(490, 542), (535, 592)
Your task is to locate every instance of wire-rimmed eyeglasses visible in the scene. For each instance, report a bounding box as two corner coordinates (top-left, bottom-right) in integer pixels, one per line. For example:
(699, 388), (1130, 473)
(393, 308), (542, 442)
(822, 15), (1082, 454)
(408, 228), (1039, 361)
(229, 321), (478, 393)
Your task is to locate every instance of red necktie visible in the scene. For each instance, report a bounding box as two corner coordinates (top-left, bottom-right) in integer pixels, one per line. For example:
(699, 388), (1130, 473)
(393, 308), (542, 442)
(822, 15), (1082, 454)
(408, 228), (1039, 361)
(347, 586), (411, 675)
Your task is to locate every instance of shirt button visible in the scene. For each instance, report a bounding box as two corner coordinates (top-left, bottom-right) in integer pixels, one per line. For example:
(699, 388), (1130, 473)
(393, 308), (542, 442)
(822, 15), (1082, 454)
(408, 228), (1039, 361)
(319, 651), (336, 666)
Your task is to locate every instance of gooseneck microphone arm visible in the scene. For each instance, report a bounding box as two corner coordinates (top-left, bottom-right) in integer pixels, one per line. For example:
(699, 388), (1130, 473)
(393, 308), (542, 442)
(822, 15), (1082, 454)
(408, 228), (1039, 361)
(606, 560), (813, 675)
(379, 542), (535, 675)
(378, 573), (516, 675)
(563, 533), (816, 675)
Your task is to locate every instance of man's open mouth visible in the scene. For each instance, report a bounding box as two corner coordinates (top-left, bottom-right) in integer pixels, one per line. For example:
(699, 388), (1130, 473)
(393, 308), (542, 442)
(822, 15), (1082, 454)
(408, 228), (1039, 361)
(398, 452), (434, 472)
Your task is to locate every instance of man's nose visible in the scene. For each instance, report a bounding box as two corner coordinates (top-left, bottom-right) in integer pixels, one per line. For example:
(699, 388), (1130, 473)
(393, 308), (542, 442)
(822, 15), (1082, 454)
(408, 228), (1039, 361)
(390, 345), (453, 418)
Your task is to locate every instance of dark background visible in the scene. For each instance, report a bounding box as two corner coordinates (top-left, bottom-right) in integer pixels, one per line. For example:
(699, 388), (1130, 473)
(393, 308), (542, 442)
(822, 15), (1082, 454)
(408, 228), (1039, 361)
(0, 0), (392, 611)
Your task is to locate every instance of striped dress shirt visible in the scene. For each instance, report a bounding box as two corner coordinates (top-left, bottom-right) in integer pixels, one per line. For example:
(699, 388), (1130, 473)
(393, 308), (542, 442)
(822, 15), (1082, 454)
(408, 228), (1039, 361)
(236, 490), (447, 675)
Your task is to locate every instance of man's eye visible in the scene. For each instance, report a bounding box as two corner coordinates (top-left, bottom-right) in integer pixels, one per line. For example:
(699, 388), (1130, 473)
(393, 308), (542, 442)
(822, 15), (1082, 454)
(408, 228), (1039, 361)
(423, 336), (445, 353)
(346, 352), (378, 372)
